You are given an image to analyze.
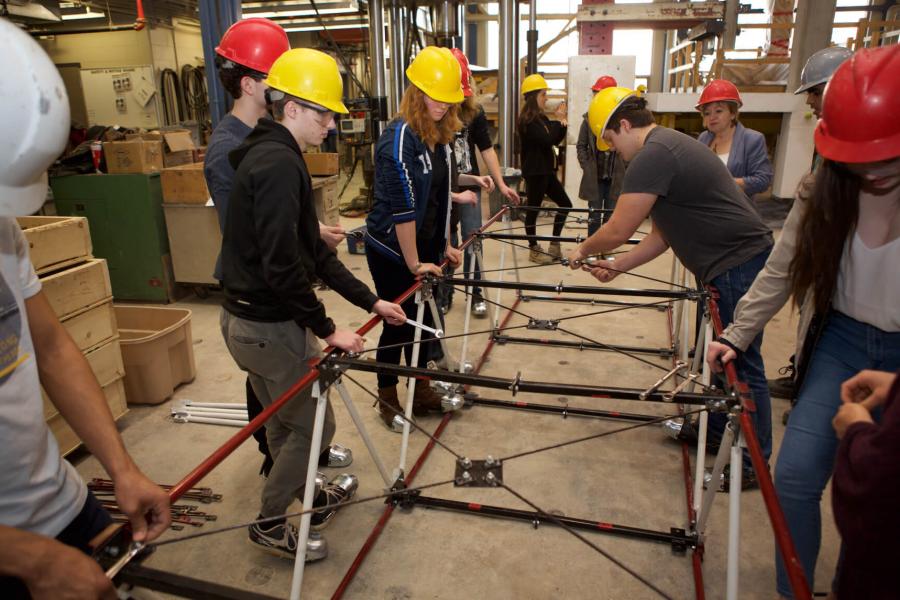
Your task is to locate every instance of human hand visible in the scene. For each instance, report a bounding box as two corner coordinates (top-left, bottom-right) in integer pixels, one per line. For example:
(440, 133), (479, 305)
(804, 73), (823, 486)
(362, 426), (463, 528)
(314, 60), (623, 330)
(319, 224), (347, 250)
(841, 369), (897, 410)
(374, 300), (406, 326)
(707, 341), (737, 373)
(500, 184), (520, 205)
(833, 402), (874, 439)
(411, 262), (444, 278)
(325, 329), (366, 353)
(113, 467), (170, 543)
(584, 259), (619, 283)
(26, 537), (118, 600)
(566, 247), (585, 270)
(453, 190), (478, 205)
(555, 101), (568, 120)
(475, 175), (495, 192)
(445, 246), (463, 268)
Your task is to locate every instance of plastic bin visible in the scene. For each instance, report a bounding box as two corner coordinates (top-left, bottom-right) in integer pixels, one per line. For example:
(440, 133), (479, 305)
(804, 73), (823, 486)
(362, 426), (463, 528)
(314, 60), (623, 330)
(115, 305), (196, 405)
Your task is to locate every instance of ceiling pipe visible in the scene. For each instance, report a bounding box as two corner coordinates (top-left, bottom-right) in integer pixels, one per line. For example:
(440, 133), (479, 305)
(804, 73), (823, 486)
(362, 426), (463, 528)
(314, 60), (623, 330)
(134, 0), (147, 30)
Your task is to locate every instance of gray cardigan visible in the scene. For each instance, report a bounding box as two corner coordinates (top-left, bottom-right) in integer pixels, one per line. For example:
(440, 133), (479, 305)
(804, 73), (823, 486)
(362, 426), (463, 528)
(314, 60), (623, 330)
(698, 122), (773, 196)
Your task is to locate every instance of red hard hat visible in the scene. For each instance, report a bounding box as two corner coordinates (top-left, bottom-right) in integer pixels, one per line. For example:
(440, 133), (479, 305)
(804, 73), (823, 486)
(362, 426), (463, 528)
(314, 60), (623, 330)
(215, 18), (290, 74)
(450, 47), (473, 97)
(696, 79), (742, 110)
(591, 75), (617, 92)
(815, 45), (900, 163)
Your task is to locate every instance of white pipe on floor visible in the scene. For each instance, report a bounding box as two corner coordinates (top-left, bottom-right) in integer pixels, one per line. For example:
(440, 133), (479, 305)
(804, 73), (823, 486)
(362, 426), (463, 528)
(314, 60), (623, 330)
(175, 416), (249, 427)
(291, 381), (328, 600)
(182, 401), (248, 409)
(175, 410), (248, 420)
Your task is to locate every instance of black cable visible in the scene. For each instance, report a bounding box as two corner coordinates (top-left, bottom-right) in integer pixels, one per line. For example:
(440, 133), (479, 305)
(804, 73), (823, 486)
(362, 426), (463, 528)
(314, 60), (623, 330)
(309, 0), (370, 98)
(180, 64), (209, 125)
(158, 68), (183, 126)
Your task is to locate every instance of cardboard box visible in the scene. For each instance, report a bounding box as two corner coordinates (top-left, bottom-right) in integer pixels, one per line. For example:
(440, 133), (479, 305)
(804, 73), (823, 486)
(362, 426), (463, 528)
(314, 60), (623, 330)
(126, 129), (196, 168)
(161, 163), (209, 204)
(104, 139), (164, 174)
(41, 259), (113, 320)
(304, 152), (339, 176)
(16, 216), (92, 275)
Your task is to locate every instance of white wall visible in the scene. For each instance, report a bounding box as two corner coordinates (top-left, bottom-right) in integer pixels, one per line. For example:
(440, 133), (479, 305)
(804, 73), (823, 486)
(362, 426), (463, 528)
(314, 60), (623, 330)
(38, 30), (152, 69)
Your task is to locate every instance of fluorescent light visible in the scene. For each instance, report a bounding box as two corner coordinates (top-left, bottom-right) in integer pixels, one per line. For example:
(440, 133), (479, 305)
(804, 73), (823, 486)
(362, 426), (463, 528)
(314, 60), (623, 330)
(61, 9), (107, 20)
(247, 8), (358, 18)
(284, 22), (366, 32)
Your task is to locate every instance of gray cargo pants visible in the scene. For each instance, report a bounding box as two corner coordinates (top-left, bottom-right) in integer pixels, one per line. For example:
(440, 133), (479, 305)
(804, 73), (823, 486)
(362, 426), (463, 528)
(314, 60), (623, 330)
(220, 310), (335, 517)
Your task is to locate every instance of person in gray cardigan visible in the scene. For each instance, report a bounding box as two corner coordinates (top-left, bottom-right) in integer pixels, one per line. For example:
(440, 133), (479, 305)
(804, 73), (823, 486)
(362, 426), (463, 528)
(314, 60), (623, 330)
(696, 79), (773, 197)
(576, 76), (626, 235)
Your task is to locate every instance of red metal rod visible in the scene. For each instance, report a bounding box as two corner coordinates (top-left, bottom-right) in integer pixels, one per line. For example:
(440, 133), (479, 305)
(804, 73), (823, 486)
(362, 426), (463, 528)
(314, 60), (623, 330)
(705, 289), (811, 600)
(331, 294), (522, 599)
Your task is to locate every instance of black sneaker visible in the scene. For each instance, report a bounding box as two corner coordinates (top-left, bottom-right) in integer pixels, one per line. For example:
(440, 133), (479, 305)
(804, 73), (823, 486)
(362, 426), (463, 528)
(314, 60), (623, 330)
(248, 520), (328, 561)
(311, 473), (359, 531)
(704, 464), (760, 493)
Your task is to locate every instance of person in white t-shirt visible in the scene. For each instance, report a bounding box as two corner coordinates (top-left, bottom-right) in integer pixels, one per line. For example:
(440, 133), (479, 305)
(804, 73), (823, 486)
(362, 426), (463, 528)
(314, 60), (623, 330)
(0, 19), (170, 599)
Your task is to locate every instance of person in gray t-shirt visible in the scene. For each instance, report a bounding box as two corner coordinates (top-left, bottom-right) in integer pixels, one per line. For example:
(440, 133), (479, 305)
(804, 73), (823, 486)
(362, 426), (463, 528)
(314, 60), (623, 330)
(568, 92), (775, 485)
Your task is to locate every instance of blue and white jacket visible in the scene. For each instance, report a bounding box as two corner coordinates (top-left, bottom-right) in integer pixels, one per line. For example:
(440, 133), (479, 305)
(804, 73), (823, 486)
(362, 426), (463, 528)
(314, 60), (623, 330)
(698, 122), (773, 197)
(365, 118), (452, 264)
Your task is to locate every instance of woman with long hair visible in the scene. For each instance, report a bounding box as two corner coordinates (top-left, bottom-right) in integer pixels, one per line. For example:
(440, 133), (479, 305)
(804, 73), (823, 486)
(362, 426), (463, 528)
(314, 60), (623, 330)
(364, 46), (464, 431)
(696, 79), (773, 197)
(706, 45), (900, 599)
(518, 74), (572, 264)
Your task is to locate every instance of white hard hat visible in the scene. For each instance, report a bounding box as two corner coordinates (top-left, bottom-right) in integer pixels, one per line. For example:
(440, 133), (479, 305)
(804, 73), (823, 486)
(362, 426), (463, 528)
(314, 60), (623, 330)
(0, 18), (70, 216)
(795, 46), (853, 95)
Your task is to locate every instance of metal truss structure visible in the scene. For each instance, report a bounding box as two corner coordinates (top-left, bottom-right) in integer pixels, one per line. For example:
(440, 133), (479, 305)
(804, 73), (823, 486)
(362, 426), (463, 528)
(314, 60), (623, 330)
(93, 205), (812, 600)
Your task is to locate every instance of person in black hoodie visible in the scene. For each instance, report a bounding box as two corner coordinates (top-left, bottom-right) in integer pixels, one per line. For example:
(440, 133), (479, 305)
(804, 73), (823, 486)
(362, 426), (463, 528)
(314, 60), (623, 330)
(518, 73), (572, 265)
(220, 48), (406, 561)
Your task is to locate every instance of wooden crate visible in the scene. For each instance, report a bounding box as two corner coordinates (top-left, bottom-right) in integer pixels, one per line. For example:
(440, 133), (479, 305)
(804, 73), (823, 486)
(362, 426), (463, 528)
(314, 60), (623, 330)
(161, 163), (209, 204)
(304, 152), (339, 176)
(61, 298), (117, 353)
(42, 337), (125, 420)
(17, 216), (92, 275)
(41, 259), (112, 320)
(48, 377), (128, 457)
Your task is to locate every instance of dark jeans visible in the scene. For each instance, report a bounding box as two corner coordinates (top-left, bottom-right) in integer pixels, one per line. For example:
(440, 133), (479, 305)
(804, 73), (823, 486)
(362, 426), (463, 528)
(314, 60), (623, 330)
(246, 377), (273, 476)
(523, 173), (572, 240)
(587, 178), (615, 237)
(366, 248), (440, 388)
(708, 248), (774, 466)
(4, 491), (112, 597)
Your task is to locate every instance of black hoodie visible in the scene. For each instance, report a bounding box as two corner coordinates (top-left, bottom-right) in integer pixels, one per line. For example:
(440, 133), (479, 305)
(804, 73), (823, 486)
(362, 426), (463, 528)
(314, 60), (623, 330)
(221, 118), (377, 338)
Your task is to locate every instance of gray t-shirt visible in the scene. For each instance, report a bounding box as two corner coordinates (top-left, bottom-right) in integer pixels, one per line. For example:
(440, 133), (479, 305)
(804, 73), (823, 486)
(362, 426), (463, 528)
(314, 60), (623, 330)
(0, 218), (85, 535)
(621, 126), (773, 282)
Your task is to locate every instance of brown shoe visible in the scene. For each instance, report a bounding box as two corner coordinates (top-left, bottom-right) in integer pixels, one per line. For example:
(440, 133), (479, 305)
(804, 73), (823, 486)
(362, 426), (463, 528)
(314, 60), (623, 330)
(413, 379), (444, 413)
(548, 242), (562, 259)
(377, 386), (405, 432)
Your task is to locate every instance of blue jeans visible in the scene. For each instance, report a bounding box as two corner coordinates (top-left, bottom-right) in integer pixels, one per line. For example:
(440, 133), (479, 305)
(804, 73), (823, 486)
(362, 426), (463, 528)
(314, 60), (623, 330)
(456, 189), (483, 299)
(587, 179), (614, 237)
(774, 311), (900, 597)
(708, 248), (773, 465)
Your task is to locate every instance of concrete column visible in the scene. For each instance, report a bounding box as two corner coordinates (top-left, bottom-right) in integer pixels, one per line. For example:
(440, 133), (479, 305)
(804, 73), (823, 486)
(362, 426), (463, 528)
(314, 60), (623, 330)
(788, 0), (837, 90)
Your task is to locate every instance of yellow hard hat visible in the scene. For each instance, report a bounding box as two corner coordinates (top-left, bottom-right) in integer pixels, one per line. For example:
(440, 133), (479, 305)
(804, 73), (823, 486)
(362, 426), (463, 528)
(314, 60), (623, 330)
(406, 46), (464, 104)
(521, 73), (549, 96)
(265, 48), (349, 114)
(588, 86), (638, 150)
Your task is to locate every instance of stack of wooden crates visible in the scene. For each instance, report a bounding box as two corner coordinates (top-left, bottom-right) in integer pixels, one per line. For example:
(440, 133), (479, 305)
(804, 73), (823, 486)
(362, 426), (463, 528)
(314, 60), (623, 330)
(17, 216), (128, 456)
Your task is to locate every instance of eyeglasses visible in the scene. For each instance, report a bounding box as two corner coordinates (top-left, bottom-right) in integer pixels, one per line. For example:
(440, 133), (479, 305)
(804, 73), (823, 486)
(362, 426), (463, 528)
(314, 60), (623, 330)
(292, 99), (334, 124)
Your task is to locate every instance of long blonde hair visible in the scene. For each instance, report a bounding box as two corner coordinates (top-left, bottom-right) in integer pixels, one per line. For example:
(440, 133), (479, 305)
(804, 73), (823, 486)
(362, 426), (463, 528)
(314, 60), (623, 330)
(398, 85), (462, 147)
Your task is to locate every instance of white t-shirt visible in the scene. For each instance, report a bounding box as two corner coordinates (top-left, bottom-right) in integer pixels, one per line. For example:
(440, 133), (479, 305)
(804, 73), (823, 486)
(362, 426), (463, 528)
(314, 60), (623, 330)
(834, 232), (900, 332)
(0, 218), (85, 535)
(718, 152), (730, 166)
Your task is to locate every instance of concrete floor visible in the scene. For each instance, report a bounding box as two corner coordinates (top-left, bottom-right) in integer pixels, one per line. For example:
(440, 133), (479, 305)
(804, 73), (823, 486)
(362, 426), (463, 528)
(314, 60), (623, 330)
(73, 206), (839, 599)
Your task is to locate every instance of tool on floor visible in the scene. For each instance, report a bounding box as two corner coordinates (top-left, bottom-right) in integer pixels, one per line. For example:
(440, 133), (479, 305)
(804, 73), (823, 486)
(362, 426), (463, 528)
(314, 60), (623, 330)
(405, 318), (444, 338)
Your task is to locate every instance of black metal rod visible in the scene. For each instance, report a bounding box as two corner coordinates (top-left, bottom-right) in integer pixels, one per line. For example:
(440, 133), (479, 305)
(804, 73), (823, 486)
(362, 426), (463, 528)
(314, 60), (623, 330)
(481, 232), (640, 245)
(511, 205), (613, 214)
(469, 396), (659, 422)
(444, 278), (703, 300)
(493, 334), (674, 357)
(118, 564), (283, 600)
(329, 358), (726, 406)
(413, 495), (696, 548)
(519, 294), (670, 310)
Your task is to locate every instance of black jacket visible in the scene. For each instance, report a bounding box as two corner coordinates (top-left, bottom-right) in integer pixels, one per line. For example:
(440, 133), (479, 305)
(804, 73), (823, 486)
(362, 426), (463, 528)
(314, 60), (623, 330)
(222, 119), (377, 338)
(519, 114), (566, 176)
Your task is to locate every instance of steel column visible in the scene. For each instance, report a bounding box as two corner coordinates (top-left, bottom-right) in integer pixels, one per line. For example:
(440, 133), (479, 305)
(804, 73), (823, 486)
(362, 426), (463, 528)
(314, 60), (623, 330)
(199, 0), (241, 129)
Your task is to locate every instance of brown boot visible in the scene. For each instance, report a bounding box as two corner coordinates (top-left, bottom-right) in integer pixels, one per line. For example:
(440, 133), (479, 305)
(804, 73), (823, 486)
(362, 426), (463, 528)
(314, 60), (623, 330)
(548, 242), (562, 260)
(377, 386), (405, 432)
(413, 379), (444, 413)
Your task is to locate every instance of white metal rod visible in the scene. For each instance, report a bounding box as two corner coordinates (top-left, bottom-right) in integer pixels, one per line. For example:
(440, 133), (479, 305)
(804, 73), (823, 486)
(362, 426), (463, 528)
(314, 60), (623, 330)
(458, 244), (479, 371)
(175, 416), (249, 427)
(697, 423), (735, 535)
(334, 380), (393, 486)
(290, 381), (328, 600)
(492, 214), (510, 326)
(426, 298), (451, 360)
(726, 438), (743, 600)
(176, 410), (248, 420)
(182, 401), (248, 409)
(398, 295), (427, 477)
(693, 315), (712, 515)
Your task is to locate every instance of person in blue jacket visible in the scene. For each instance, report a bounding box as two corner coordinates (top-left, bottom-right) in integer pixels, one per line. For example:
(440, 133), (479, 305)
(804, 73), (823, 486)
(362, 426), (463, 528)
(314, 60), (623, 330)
(696, 79), (773, 198)
(365, 47), (464, 431)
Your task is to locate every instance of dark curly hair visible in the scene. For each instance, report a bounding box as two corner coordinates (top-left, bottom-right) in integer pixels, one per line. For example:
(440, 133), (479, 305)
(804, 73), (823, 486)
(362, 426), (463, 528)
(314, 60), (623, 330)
(215, 55), (266, 100)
